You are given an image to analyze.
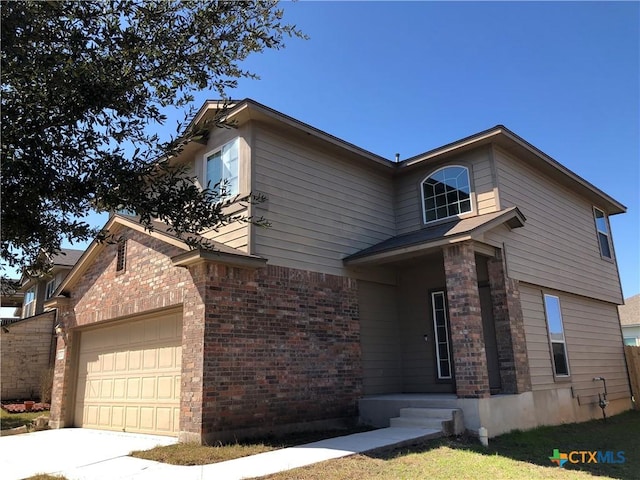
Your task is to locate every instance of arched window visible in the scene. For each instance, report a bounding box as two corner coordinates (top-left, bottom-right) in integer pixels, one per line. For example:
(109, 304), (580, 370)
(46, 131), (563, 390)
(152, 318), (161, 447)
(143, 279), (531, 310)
(422, 166), (472, 223)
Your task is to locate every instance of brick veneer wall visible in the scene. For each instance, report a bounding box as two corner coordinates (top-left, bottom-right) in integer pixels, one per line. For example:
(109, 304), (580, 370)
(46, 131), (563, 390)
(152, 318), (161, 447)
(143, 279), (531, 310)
(49, 227), (362, 442)
(49, 229), (197, 430)
(488, 254), (532, 393)
(443, 241), (490, 398)
(189, 262), (362, 443)
(0, 311), (56, 400)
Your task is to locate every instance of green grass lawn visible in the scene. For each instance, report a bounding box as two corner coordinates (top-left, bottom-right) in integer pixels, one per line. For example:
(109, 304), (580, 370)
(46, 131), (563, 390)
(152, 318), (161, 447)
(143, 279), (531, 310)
(0, 409), (45, 433)
(263, 409), (640, 480)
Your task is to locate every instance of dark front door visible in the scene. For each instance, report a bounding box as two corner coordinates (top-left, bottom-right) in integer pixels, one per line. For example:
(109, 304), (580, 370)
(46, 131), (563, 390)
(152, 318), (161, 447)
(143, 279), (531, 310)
(479, 285), (501, 393)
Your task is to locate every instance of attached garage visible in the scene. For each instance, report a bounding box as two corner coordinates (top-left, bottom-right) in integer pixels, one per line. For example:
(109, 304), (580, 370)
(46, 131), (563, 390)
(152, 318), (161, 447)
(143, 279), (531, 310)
(73, 310), (182, 436)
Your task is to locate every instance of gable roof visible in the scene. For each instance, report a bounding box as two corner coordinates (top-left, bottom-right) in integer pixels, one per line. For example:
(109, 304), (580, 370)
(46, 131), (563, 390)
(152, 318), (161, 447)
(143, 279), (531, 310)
(49, 248), (84, 267)
(344, 207), (526, 266)
(50, 214), (265, 299)
(619, 294), (640, 326)
(189, 99), (626, 216)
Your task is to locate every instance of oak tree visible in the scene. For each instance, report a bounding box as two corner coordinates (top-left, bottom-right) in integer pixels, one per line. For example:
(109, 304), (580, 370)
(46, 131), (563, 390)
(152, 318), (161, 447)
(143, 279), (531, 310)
(1, 0), (304, 274)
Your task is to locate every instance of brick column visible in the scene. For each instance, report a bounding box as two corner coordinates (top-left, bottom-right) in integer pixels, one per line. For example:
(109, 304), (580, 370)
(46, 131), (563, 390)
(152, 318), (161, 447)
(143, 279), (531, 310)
(179, 260), (208, 443)
(488, 253), (531, 393)
(48, 297), (75, 429)
(443, 241), (490, 398)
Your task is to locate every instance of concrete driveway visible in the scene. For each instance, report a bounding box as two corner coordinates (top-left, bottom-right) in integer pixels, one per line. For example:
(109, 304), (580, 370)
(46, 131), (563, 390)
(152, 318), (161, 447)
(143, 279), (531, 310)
(0, 428), (177, 480)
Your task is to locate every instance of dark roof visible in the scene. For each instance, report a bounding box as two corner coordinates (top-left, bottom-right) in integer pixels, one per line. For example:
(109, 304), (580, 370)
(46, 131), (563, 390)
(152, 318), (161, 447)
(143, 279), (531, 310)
(50, 248), (84, 267)
(344, 207), (525, 264)
(619, 294), (640, 326)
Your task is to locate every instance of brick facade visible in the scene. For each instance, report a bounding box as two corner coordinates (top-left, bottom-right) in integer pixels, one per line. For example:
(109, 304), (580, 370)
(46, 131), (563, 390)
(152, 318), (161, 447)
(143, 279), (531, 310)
(193, 263), (361, 442)
(488, 254), (532, 393)
(443, 241), (490, 398)
(0, 311), (56, 400)
(49, 227), (362, 443)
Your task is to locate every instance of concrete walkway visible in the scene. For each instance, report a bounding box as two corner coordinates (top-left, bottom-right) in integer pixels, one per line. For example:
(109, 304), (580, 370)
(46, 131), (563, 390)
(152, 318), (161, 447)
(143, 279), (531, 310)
(1, 427), (440, 480)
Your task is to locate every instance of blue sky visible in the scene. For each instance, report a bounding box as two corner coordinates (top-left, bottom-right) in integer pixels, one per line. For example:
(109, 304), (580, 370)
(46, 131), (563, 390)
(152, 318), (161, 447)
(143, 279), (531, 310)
(3, 1), (638, 318)
(224, 0), (638, 297)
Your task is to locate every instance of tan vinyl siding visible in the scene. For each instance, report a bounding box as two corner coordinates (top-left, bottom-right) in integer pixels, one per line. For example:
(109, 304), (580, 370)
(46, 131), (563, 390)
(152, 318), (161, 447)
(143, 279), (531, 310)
(201, 220), (249, 252)
(189, 124), (252, 251)
(395, 147), (498, 234)
(488, 147), (622, 304)
(521, 283), (630, 400)
(252, 124), (395, 275)
(359, 280), (402, 394)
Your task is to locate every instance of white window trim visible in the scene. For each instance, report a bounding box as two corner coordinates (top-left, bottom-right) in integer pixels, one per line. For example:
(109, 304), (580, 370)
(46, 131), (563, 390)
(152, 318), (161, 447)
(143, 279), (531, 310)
(543, 293), (570, 378)
(23, 286), (36, 318)
(593, 207), (613, 260)
(432, 290), (453, 380)
(420, 165), (474, 225)
(45, 278), (57, 299)
(204, 137), (240, 199)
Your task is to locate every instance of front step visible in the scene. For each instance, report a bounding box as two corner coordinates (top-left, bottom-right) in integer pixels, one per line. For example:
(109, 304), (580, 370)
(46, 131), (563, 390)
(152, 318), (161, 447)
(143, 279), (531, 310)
(389, 408), (464, 436)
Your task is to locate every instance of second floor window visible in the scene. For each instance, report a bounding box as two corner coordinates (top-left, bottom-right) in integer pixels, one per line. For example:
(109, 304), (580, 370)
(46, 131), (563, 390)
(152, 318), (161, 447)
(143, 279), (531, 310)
(206, 138), (239, 198)
(23, 286), (36, 318)
(422, 166), (472, 223)
(593, 207), (612, 259)
(45, 278), (58, 299)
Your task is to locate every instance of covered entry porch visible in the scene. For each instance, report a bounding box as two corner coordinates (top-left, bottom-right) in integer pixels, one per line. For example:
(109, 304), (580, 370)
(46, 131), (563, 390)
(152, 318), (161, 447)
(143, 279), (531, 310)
(344, 209), (533, 432)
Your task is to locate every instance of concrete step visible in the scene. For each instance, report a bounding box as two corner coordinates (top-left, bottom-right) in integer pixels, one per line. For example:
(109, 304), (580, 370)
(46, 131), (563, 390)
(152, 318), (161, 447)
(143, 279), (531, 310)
(389, 407), (465, 436)
(389, 417), (445, 429)
(399, 407), (461, 419)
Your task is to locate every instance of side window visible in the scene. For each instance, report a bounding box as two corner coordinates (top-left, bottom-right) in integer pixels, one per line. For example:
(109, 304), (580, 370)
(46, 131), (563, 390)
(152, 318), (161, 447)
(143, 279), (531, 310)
(421, 166), (472, 223)
(543, 294), (570, 377)
(431, 290), (452, 380)
(593, 207), (612, 259)
(23, 286), (36, 318)
(45, 278), (57, 299)
(206, 138), (239, 198)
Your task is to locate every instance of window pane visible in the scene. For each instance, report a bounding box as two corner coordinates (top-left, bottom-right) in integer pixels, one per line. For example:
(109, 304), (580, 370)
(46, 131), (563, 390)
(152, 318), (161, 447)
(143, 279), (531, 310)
(207, 151), (222, 188)
(421, 166), (472, 223)
(425, 196), (435, 211)
(434, 293), (444, 310)
(207, 138), (239, 196)
(425, 209), (437, 222)
(594, 208), (608, 233)
(544, 295), (564, 337)
(598, 233), (612, 258)
(440, 360), (450, 378)
(552, 342), (569, 376)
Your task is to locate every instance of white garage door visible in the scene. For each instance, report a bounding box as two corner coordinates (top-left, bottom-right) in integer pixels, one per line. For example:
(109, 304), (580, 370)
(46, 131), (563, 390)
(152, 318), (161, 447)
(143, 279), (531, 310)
(74, 310), (182, 436)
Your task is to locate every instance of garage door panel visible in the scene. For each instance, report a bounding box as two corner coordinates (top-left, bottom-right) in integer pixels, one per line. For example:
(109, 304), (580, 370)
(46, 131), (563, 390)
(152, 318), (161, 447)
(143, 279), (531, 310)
(113, 379), (126, 398)
(141, 377), (156, 398)
(140, 407), (155, 429)
(75, 311), (181, 436)
(112, 406), (124, 428)
(143, 349), (157, 369)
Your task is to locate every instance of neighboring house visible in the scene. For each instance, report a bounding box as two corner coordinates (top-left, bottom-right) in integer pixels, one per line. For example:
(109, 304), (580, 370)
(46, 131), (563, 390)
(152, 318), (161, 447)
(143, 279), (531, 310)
(47, 99), (631, 443)
(619, 294), (640, 346)
(1, 249), (83, 400)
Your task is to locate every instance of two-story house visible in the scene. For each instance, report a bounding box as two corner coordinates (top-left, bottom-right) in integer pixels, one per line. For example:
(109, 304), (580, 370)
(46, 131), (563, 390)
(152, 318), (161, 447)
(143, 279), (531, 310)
(1, 248), (83, 400)
(46, 99), (631, 444)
